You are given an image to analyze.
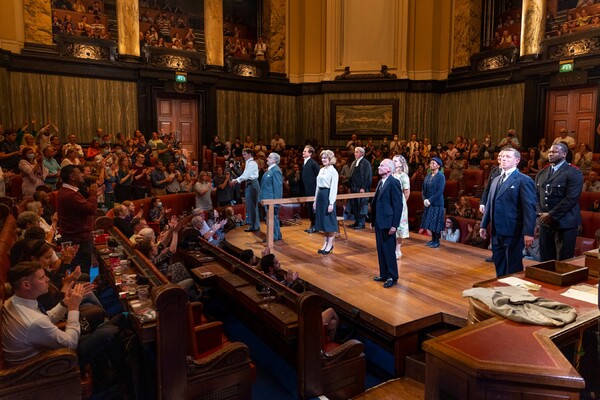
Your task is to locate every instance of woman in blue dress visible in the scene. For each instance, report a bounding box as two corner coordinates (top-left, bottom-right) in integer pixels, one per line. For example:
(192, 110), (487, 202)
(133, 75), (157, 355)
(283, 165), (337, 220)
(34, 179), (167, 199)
(420, 157), (445, 248)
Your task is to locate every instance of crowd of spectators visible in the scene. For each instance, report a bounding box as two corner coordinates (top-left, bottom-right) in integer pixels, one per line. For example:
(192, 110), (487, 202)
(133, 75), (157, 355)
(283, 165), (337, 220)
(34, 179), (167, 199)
(51, 0), (110, 40)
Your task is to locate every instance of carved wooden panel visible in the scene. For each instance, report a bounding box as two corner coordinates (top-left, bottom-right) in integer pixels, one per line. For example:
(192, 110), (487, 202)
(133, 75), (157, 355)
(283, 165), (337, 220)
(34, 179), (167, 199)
(546, 87), (597, 147)
(156, 97), (199, 159)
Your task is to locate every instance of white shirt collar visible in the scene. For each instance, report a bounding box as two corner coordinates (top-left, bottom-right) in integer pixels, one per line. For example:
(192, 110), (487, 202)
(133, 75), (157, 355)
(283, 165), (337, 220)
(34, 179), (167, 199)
(62, 183), (80, 192)
(268, 164), (277, 170)
(553, 160), (566, 171)
(502, 166), (517, 177)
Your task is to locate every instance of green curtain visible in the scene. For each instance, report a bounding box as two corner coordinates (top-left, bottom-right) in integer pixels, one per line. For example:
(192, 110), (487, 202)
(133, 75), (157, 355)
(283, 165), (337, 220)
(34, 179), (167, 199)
(216, 84), (524, 148)
(0, 69), (138, 143)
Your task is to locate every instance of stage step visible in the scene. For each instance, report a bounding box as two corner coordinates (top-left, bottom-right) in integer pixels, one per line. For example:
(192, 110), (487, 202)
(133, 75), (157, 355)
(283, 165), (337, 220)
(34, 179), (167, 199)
(405, 352), (426, 384)
(351, 377), (424, 400)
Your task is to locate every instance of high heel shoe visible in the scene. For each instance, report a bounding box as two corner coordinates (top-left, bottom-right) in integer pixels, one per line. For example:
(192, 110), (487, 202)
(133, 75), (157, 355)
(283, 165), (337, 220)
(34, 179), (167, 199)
(321, 245), (334, 255)
(317, 248), (325, 254)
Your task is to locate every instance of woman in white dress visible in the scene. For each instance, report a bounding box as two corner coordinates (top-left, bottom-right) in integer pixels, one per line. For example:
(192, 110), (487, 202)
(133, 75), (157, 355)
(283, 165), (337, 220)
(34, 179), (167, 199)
(392, 155), (410, 259)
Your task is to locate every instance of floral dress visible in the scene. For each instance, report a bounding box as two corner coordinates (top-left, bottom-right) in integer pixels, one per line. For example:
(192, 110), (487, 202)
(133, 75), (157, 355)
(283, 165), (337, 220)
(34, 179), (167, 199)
(394, 172), (410, 239)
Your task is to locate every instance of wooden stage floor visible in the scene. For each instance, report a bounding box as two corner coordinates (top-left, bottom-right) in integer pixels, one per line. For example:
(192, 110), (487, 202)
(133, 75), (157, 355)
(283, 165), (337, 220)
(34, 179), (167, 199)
(224, 219), (499, 376)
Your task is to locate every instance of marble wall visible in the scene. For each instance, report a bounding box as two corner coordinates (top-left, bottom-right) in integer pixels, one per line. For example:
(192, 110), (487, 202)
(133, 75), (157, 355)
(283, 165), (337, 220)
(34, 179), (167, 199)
(23, 0), (52, 45)
(521, 0), (545, 56)
(452, 0), (481, 69)
(117, 0), (140, 57)
(263, 0), (286, 74)
(204, 0), (224, 66)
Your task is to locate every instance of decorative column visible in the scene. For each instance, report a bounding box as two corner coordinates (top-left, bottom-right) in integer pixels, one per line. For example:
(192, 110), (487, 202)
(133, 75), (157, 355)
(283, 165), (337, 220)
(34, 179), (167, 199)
(452, 0), (482, 70)
(204, 0), (223, 67)
(263, 0), (286, 75)
(117, 0), (140, 59)
(22, 0), (52, 46)
(520, 0), (545, 59)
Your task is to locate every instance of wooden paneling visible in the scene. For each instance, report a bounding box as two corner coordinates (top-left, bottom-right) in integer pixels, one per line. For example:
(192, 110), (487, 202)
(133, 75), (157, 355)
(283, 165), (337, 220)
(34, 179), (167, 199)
(546, 87), (597, 147)
(156, 97), (198, 161)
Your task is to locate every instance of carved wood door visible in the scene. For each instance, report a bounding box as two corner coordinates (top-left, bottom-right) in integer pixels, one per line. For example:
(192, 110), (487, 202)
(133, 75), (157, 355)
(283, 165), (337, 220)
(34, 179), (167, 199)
(546, 87), (597, 148)
(156, 97), (199, 162)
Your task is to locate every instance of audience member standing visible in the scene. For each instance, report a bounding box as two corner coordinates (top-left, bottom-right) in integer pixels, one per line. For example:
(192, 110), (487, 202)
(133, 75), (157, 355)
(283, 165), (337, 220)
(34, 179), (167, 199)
(194, 171), (213, 211)
(18, 147), (45, 197)
(270, 133), (286, 153)
(0, 129), (21, 172)
(348, 147), (372, 230)
(259, 153), (283, 241)
(480, 148), (537, 277)
(301, 145), (320, 233)
(371, 159), (402, 288)
(535, 143), (583, 261)
(420, 157), (445, 248)
(314, 150), (339, 255)
(552, 127), (576, 151)
(232, 149), (261, 232)
(57, 165), (100, 273)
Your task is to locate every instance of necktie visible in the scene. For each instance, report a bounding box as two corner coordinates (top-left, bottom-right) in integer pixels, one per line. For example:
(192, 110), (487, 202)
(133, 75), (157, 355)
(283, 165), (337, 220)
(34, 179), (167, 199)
(549, 167), (555, 177)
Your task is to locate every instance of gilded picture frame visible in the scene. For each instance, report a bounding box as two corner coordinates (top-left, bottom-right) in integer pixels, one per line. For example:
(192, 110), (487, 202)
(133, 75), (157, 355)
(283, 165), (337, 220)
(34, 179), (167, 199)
(330, 99), (399, 139)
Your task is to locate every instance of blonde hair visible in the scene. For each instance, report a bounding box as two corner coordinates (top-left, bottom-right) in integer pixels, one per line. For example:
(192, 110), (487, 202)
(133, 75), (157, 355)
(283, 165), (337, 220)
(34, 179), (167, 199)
(320, 149), (336, 165)
(392, 154), (409, 173)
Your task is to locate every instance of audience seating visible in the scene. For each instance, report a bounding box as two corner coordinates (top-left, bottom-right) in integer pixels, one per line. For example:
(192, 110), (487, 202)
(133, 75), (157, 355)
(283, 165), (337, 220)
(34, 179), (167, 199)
(579, 210), (600, 239)
(579, 191), (600, 212)
(575, 236), (596, 257)
(444, 180), (460, 200)
(461, 169), (484, 197)
(407, 191), (424, 230)
(297, 291), (366, 400)
(0, 213), (82, 399)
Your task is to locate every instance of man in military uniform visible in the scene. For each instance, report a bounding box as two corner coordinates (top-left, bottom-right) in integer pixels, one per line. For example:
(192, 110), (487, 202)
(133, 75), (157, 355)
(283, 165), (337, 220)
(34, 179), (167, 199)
(535, 143), (583, 261)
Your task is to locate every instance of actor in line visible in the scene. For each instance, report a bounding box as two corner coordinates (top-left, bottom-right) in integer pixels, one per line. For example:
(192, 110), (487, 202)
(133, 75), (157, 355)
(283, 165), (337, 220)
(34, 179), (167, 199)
(259, 152), (283, 241)
(371, 159), (403, 288)
(480, 147), (537, 277)
(534, 143), (583, 261)
(301, 145), (320, 233)
(231, 148), (261, 232)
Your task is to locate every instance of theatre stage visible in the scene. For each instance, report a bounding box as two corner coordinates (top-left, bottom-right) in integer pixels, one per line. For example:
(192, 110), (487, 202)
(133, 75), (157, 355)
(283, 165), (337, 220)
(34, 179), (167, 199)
(224, 219), (499, 376)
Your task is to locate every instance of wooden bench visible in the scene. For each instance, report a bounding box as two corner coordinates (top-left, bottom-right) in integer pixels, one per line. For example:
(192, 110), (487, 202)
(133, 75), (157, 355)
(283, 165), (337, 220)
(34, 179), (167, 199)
(102, 226), (254, 399)
(0, 214), (82, 399)
(181, 242), (367, 400)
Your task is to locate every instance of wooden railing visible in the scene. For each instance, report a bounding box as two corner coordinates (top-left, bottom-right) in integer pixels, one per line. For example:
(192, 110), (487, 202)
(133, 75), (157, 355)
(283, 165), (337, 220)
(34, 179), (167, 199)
(260, 192), (375, 248)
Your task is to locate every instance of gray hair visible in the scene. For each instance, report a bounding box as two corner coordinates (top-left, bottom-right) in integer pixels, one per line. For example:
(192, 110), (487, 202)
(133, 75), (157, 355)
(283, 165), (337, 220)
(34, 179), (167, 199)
(355, 146), (365, 155)
(380, 158), (395, 171)
(268, 152), (280, 164)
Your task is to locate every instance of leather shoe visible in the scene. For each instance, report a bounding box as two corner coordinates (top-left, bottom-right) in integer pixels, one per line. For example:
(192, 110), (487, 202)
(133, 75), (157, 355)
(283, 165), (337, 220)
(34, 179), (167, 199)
(373, 276), (387, 282)
(244, 228), (259, 232)
(429, 241), (440, 248)
(321, 245), (333, 255)
(352, 224), (365, 230)
(383, 279), (397, 288)
(485, 256), (493, 262)
(425, 240), (434, 246)
(304, 227), (316, 233)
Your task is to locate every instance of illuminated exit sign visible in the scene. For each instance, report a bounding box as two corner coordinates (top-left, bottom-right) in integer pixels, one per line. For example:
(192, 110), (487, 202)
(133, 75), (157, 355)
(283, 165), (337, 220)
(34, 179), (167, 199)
(559, 60), (574, 73)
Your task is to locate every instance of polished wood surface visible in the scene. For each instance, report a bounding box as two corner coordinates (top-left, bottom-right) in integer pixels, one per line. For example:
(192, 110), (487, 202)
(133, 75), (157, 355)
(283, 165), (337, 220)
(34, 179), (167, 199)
(351, 377), (424, 400)
(225, 219), (498, 375)
(423, 270), (599, 400)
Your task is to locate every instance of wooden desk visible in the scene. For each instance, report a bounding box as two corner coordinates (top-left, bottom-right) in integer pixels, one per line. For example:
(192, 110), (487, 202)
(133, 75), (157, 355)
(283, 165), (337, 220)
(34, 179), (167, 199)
(423, 270), (599, 400)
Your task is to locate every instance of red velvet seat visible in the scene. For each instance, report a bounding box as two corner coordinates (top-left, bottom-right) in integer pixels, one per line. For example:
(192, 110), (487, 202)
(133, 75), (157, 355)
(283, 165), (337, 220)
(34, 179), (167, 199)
(575, 236), (596, 257)
(462, 169), (484, 197)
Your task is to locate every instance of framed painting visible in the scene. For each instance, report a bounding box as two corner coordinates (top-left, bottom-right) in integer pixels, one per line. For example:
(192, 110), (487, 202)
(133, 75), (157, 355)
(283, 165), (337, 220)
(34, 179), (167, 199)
(330, 99), (399, 139)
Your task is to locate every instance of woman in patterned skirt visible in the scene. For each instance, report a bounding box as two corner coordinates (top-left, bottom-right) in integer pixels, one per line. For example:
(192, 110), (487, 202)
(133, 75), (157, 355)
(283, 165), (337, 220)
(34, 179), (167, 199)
(420, 157), (446, 248)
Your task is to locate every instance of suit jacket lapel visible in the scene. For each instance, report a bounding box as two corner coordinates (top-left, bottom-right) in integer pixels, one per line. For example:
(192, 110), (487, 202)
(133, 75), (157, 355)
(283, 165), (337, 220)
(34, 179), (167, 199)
(496, 172), (515, 198)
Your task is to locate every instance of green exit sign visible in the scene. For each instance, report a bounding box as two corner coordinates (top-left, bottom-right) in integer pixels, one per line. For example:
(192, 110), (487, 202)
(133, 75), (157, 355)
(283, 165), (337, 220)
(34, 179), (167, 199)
(175, 71), (187, 83)
(559, 61), (574, 73)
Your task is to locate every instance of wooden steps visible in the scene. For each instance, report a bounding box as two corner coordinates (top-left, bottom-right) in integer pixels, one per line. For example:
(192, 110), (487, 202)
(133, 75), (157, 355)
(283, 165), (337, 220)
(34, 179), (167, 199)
(351, 377), (424, 400)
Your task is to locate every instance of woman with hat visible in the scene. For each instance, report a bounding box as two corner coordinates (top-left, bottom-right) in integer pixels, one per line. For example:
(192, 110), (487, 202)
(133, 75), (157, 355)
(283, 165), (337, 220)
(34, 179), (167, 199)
(420, 157), (446, 248)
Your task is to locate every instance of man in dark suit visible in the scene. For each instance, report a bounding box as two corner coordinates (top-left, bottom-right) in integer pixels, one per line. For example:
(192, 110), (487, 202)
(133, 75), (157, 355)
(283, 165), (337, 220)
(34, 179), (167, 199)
(301, 145), (320, 233)
(535, 143), (583, 261)
(259, 152), (284, 241)
(348, 147), (372, 230)
(371, 159), (402, 288)
(480, 147), (537, 277)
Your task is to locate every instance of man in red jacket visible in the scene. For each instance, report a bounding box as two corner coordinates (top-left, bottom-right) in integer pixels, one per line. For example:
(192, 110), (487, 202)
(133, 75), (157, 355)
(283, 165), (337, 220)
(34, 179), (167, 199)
(57, 165), (101, 273)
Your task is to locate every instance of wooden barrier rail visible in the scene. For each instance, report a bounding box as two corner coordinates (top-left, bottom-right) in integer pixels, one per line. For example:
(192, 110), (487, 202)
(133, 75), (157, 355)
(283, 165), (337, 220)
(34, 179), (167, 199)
(261, 192), (376, 248)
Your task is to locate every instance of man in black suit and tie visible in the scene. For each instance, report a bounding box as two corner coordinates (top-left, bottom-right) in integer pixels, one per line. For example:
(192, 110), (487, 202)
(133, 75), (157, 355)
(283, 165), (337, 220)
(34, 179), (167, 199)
(535, 143), (583, 261)
(301, 145), (320, 233)
(348, 147), (372, 230)
(371, 159), (402, 288)
(480, 147), (537, 277)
